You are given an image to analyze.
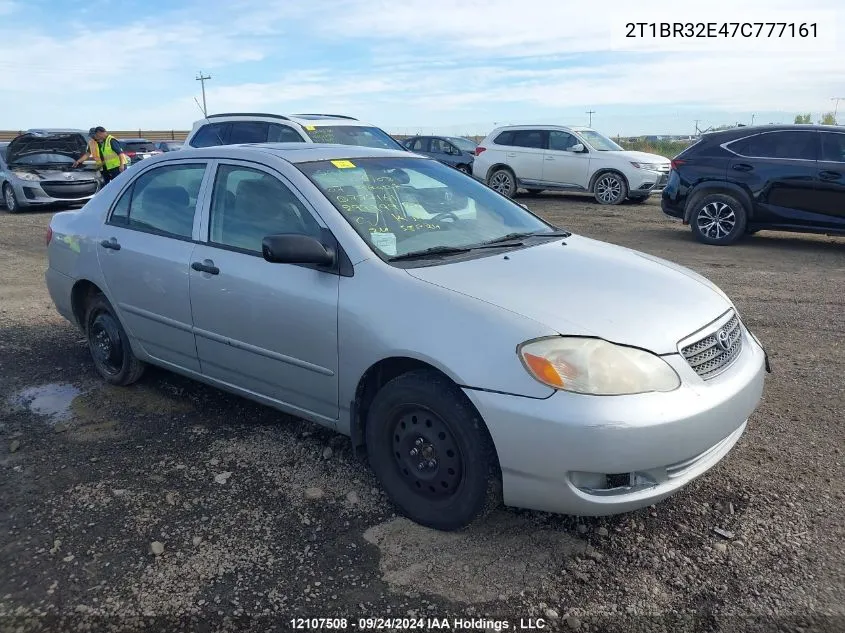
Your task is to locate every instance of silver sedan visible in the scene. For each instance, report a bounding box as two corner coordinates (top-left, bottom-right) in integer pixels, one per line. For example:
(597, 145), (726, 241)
(44, 143), (769, 531)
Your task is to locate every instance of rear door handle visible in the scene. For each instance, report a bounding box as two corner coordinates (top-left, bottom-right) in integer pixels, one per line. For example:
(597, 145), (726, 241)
(99, 238), (120, 250)
(191, 261), (219, 275)
(819, 170), (842, 181)
(732, 163), (754, 172)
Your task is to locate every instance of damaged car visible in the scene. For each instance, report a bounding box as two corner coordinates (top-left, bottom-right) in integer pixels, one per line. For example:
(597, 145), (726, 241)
(1, 130), (102, 213)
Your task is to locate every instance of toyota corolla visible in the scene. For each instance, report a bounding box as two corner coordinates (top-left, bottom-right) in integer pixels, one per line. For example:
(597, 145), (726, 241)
(44, 143), (769, 531)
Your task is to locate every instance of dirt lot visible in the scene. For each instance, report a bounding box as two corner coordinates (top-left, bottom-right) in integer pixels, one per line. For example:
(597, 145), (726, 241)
(1, 195), (843, 633)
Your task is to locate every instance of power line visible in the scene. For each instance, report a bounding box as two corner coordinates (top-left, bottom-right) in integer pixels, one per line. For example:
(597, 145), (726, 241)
(195, 72), (211, 117)
(586, 110), (596, 126)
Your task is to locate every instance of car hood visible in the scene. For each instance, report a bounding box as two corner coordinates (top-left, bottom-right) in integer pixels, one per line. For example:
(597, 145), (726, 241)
(7, 133), (87, 164)
(606, 150), (671, 164)
(404, 235), (731, 355)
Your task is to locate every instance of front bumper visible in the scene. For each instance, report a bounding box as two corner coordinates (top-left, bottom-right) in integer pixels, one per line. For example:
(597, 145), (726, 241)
(16, 179), (100, 207)
(629, 169), (670, 196)
(462, 326), (766, 516)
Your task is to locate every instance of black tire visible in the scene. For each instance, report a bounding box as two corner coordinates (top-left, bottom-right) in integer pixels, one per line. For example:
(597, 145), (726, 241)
(527, 188), (544, 195)
(3, 183), (20, 213)
(689, 193), (748, 245)
(593, 172), (628, 205)
(487, 168), (517, 198)
(365, 369), (501, 531)
(84, 293), (145, 386)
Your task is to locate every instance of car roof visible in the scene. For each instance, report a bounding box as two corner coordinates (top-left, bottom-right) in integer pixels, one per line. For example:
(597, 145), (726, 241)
(699, 123), (843, 141)
(24, 128), (86, 135)
(193, 112), (370, 128)
(170, 142), (420, 164)
(120, 138), (151, 142)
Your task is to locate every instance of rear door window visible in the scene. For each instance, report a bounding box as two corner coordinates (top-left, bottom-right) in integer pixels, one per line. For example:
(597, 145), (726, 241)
(267, 124), (306, 143)
(820, 132), (845, 162)
(728, 131), (818, 160)
(229, 122), (269, 144)
(511, 130), (546, 149)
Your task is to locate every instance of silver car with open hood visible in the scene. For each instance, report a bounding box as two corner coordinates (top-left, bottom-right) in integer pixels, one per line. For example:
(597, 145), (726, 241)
(1, 130), (102, 213)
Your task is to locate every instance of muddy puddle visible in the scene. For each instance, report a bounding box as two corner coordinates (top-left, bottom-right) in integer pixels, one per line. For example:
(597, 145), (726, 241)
(8, 383), (82, 425)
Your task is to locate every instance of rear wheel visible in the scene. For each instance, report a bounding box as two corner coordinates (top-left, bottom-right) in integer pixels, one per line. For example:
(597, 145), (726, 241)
(85, 293), (145, 385)
(365, 369), (501, 531)
(689, 193), (748, 245)
(593, 172), (627, 205)
(3, 184), (20, 213)
(488, 168), (516, 198)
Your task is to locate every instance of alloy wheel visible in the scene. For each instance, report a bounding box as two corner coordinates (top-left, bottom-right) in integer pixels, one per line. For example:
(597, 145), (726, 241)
(696, 201), (736, 240)
(489, 171), (513, 195)
(4, 185), (16, 211)
(595, 175), (623, 204)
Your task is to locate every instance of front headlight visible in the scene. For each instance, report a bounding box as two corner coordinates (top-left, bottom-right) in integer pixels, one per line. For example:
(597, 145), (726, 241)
(12, 171), (40, 181)
(630, 162), (664, 170)
(518, 337), (681, 395)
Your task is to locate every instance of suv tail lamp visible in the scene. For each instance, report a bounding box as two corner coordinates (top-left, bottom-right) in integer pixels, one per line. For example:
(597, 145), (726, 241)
(475, 146), (486, 156)
(670, 159), (686, 170)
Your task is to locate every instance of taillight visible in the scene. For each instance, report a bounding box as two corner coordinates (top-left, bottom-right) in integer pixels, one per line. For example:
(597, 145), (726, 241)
(126, 151), (136, 157)
(670, 158), (686, 170)
(45, 226), (53, 246)
(475, 146), (486, 156)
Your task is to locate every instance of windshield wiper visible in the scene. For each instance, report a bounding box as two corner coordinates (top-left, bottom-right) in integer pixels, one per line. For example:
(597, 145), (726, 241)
(476, 229), (571, 246)
(387, 245), (472, 261)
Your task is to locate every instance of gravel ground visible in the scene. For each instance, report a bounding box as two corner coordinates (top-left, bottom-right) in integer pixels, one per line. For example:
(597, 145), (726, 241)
(1, 194), (843, 633)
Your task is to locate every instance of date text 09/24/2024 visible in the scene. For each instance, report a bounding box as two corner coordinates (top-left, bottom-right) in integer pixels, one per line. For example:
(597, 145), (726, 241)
(290, 617), (549, 630)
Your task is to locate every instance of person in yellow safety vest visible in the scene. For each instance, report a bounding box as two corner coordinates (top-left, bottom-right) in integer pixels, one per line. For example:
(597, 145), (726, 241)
(72, 126), (127, 184)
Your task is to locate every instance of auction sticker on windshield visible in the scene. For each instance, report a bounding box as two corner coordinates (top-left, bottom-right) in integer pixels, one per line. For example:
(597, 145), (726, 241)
(369, 231), (397, 255)
(331, 160), (356, 169)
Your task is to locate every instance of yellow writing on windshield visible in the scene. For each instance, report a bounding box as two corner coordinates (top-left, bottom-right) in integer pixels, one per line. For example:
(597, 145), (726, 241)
(331, 160), (356, 169)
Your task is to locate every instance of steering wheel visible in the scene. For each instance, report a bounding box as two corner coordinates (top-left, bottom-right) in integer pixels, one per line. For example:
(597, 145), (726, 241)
(430, 211), (460, 223)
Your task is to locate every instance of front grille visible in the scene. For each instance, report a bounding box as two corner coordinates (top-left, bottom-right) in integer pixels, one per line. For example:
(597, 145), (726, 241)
(657, 173), (668, 185)
(657, 164), (670, 173)
(41, 181), (99, 200)
(681, 311), (743, 379)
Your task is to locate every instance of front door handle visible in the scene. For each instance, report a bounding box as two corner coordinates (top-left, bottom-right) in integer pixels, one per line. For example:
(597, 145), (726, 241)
(506, 152), (516, 157)
(545, 156), (555, 161)
(819, 170), (842, 181)
(99, 238), (121, 250)
(191, 261), (219, 275)
(732, 163), (754, 172)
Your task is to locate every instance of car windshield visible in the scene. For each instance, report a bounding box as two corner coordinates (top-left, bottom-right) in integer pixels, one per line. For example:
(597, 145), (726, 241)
(11, 153), (75, 166)
(447, 137), (477, 152)
(301, 125), (405, 150)
(297, 157), (560, 261)
(578, 130), (624, 151)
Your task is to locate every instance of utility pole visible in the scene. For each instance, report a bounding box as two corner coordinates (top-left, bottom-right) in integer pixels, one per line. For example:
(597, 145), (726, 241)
(832, 97), (845, 121)
(586, 110), (596, 126)
(751, 113), (756, 125)
(694, 119), (701, 136)
(196, 72), (211, 117)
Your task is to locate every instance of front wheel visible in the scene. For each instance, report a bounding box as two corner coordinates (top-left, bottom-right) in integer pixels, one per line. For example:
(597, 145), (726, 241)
(3, 184), (20, 213)
(365, 370), (501, 531)
(690, 193), (748, 245)
(488, 168), (516, 198)
(593, 172), (627, 205)
(85, 293), (146, 385)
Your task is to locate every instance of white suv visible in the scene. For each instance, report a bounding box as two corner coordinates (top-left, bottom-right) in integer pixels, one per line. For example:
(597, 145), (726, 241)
(184, 112), (407, 151)
(472, 125), (671, 204)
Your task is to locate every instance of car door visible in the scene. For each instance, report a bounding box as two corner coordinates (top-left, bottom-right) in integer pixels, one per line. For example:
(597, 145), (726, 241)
(504, 130), (546, 185)
(97, 161), (212, 373)
(724, 130), (819, 225)
(817, 131), (845, 227)
(429, 138), (458, 167)
(542, 130), (591, 188)
(189, 160), (340, 423)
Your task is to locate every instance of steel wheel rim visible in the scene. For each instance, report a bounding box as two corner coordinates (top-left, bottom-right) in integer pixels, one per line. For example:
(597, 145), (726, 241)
(390, 406), (464, 499)
(4, 186), (14, 210)
(596, 175), (622, 203)
(697, 202), (736, 239)
(89, 312), (124, 376)
(490, 172), (512, 194)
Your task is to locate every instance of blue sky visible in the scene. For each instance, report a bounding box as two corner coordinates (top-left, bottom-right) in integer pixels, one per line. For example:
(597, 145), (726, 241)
(0, 0), (842, 136)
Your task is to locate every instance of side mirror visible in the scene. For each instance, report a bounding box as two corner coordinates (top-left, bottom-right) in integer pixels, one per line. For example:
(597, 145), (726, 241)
(262, 233), (335, 267)
(568, 143), (585, 153)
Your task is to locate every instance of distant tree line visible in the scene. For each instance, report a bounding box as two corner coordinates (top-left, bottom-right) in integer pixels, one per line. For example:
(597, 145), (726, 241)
(794, 112), (838, 125)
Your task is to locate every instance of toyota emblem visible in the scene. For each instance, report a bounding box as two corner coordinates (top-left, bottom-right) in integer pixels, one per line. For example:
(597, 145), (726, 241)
(716, 328), (730, 351)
